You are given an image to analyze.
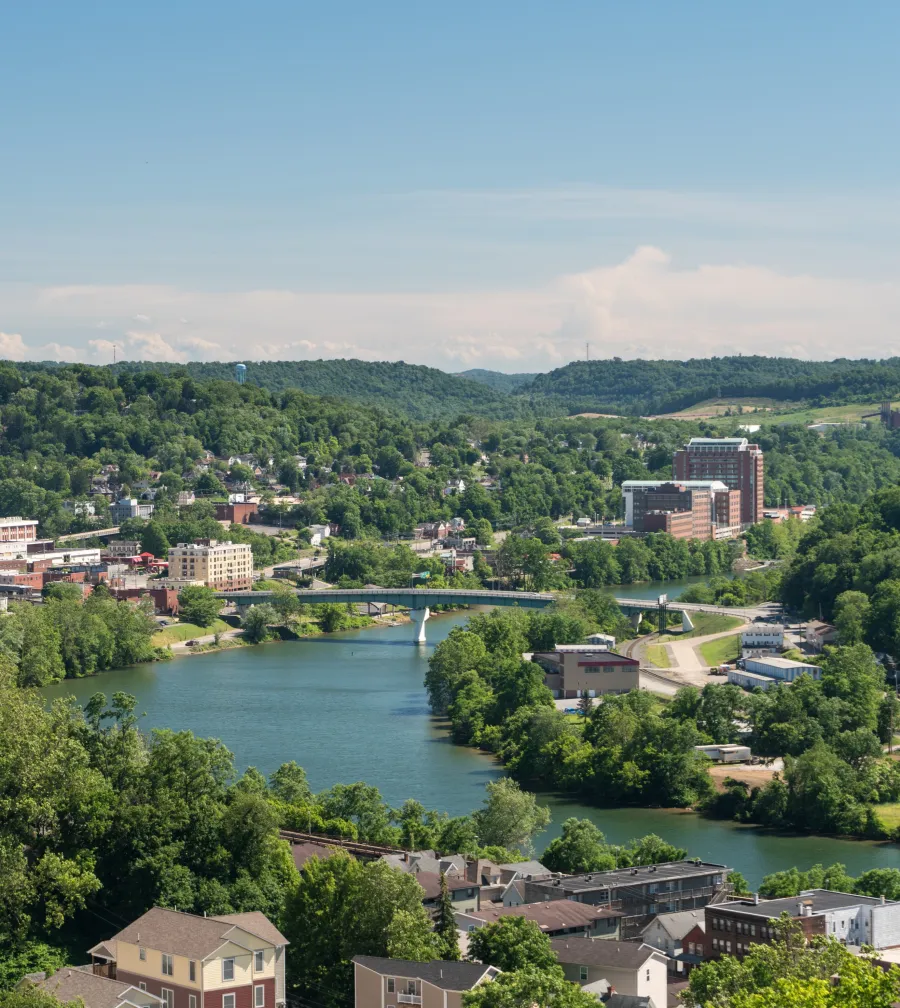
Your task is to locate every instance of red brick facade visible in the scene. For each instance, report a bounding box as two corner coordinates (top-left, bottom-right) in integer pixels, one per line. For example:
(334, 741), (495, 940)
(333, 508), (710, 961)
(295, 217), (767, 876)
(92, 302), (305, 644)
(116, 972), (274, 1008)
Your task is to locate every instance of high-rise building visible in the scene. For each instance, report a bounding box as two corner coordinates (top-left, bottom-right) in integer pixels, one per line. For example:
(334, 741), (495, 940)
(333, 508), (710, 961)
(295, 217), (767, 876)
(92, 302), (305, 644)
(673, 437), (764, 525)
(168, 539), (254, 591)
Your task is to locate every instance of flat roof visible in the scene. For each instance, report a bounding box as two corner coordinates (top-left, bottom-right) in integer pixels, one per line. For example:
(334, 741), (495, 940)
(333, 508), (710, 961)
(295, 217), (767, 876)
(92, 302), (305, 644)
(729, 670), (777, 685)
(621, 480), (728, 489)
(715, 889), (898, 918)
(685, 438), (749, 446)
(532, 860), (729, 892)
(745, 656), (822, 671)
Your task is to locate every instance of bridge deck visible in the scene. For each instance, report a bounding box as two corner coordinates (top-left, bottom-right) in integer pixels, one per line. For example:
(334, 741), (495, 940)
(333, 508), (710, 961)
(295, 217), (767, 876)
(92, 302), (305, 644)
(215, 587), (556, 608)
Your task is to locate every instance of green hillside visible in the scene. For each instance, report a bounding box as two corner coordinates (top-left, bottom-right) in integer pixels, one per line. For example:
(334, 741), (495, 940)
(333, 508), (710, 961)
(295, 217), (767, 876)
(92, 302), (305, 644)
(107, 359), (519, 421)
(455, 368), (538, 392)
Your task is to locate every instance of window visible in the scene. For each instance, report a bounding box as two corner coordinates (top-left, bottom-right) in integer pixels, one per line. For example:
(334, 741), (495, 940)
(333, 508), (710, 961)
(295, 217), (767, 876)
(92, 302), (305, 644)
(254, 951), (264, 972)
(255, 986), (265, 1008)
(139, 984), (147, 992)
(223, 996), (235, 1008)
(162, 990), (174, 1008)
(645, 970), (650, 982)
(190, 998), (197, 1008)
(387, 980), (395, 993)
(222, 959), (235, 982)
(579, 967), (588, 982)
(189, 961), (196, 982)
(139, 948), (147, 962)
(162, 954), (174, 977)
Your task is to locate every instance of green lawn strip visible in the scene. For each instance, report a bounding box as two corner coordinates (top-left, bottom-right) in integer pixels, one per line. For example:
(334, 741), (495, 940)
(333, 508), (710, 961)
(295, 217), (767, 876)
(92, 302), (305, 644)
(645, 644), (672, 669)
(875, 802), (900, 832)
(698, 633), (741, 667)
(153, 619), (231, 645)
(658, 613), (743, 642)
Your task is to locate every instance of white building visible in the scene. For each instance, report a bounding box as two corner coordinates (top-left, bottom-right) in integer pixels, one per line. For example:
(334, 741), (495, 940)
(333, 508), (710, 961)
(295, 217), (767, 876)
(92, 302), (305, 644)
(744, 655), (821, 682)
(110, 498), (155, 523)
(740, 623), (784, 657)
(0, 516), (40, 557)
(694, 744), (752, 763)
(62, 500), (96, 517)
(585, 632), (616, 648)
(308, 523), (331, 547)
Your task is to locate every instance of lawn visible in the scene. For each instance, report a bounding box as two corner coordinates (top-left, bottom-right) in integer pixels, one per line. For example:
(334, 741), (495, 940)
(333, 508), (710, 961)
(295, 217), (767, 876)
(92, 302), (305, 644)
(659, 613), (743, 642)
(153, 619), (231, 645)
(698, 633), (741, 667)
(875, 803), (900, 832)
(655, 397), (792, 420)
(645, 644), (672, 668)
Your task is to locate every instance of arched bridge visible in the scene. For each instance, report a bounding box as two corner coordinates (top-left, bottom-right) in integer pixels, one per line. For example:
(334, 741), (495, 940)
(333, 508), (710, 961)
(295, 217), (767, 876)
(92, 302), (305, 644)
(215, 587), (555, 642)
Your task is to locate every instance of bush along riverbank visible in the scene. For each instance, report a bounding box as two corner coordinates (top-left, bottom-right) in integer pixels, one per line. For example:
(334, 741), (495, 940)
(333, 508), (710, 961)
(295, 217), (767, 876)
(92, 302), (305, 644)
(427, 600), (900, 841)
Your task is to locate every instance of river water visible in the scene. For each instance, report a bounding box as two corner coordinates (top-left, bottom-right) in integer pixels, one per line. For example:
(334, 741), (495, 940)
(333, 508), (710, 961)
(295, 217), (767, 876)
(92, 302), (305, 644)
(42, 577), (900, 887)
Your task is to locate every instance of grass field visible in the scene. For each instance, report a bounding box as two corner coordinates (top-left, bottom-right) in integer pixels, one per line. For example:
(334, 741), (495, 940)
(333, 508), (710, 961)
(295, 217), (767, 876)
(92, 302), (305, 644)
(876, 803), (900, 831)
(153, 619), (231, 645)
(654, 397), (792, 420)
(658, 613), (743, 642)
(645, 644), (672, 668)
(698, 633), (741, 667)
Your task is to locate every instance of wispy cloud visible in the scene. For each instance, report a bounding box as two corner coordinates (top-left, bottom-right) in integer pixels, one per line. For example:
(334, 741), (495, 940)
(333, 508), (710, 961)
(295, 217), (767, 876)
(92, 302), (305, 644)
(2, 246), (900, 370)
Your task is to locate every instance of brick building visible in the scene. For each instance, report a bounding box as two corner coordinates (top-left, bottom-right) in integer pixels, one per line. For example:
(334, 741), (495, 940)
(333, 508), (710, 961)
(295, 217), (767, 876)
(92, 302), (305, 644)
(673, 438), (764, 525)
(168, 541), (253, 591)
(215, 502), (259, 525)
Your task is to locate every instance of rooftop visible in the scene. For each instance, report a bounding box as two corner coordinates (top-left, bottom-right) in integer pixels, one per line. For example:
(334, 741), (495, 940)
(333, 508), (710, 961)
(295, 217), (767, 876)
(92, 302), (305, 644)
(414, 871), (476, 899)
(715, 889), (898, 918)
(551, 938), (665, 969)
(685, 438), (750, 447)
(643, 908), (706, 939)
(464, 901), (620, 930)
(89, 907), (287, 961)
(530, 860), (729, 893)
(621, 480), (729, 490)
(353, 957), (496, 990)
(745, 656), (822, 671)
(30, 970), (162, 1008)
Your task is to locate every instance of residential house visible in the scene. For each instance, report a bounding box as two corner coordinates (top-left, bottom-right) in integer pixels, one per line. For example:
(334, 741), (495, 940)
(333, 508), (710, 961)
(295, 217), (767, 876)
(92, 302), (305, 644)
(63, 500), (97, 517)
(552, 938), (668, 1008)
(308, 524), (331, 547)
(289, 841), (339, 871)
(641, 909), (706, 973)
(177, 491), (197, 507)
(25, 968), (164, 1008)
(805, 620), (839, 650)
(381, 851), (469, 877)
(105, 540), (144, 559)
(705, 890), (900, 958)
(352, 958), (498, 1008)
(415, 872), (480, 914)
(521, 861), (732, 935)
(740, 624), (784, 658)
(455, 901), (621, 940)
(87, 906), (288, 1008)
(442, 479), (466, 496)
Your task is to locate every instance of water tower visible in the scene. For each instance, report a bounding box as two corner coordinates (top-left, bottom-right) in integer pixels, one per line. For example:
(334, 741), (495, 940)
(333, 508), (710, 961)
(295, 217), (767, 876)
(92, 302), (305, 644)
(235, 363), (247, 385)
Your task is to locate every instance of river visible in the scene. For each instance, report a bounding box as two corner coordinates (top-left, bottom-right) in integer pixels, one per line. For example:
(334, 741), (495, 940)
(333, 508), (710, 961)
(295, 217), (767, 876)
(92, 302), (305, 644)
(42, 577), (900, 887)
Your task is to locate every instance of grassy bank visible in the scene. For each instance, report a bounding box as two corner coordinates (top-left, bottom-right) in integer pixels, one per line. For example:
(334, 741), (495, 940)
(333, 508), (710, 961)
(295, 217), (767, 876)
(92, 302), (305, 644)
(645, 644), (672, 668)
(153, 619), (231, 645)
(658, 613), (743, 642)
(699, 633), (741, 666)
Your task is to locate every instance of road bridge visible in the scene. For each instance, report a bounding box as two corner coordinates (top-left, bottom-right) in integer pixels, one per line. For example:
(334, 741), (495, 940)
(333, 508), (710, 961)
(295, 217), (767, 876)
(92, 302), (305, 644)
(214, 587), (555, 641)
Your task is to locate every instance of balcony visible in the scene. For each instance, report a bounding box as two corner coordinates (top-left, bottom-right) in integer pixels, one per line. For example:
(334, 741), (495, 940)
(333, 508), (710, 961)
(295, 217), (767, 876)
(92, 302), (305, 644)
(398, 995), (422, 1003)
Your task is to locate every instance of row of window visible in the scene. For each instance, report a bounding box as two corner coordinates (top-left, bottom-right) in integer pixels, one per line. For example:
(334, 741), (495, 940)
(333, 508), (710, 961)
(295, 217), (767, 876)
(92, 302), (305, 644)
(138, 949), (266, 981)
(143, 986), (266, 1008)
(709, 917), (769, 937)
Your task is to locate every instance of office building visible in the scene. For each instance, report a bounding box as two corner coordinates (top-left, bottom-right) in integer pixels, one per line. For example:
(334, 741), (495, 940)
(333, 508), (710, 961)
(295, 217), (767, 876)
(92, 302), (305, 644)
(673, 438), (764, 525)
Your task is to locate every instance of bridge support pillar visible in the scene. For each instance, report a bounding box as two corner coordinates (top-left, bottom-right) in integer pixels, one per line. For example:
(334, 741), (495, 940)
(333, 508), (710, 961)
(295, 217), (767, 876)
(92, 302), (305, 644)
(630, 611), (643, 631)
(410, 607), (431, 643)
(682, 610), (694, 633)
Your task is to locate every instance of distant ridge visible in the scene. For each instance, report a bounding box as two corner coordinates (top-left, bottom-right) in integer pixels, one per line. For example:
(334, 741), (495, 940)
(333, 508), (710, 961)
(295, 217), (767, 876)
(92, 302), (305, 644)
(454, 369), (537, 393)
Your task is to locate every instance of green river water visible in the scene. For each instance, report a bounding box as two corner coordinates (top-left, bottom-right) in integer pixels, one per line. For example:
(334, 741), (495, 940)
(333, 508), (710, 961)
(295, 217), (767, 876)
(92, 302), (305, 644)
(42, 578), (900, 887)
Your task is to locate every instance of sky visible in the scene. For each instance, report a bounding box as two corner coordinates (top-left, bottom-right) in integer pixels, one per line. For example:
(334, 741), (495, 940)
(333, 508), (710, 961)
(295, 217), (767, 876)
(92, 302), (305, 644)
(3, 1), (900, 372)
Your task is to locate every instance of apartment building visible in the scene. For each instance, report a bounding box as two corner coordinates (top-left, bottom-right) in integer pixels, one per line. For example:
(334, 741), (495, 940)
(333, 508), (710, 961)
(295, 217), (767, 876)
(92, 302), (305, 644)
(111, 498), (155, 523)
(704, 890), (900, 957)
(455, 900), (622, 940)
(0, 516), (40, 557)
(168, 540), (253, 591)
(352, 958), (498, 1008)
(87, 907), (288, 1008)
(673, 438), (764, 525)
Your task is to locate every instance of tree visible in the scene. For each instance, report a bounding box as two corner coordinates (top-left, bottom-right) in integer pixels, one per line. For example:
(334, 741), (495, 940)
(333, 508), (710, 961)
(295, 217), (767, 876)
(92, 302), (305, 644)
(269, 762), (312, 805)
(315, 603), (350, 633)
(178, 586), (222, 628)
(833, 591), (871, 645)
(726, 955), (900, 1008)
(466, 916), (557, 972)
(472, 780), (550, 854)
(435, 873), (461, 960)
(541, 818), (616, 874)
(140, 521), (171, 559)
(463, 966), (598, 1008)
(0, 986), (83, 1008)
(385, 907), (444, 961)
(242, 604), (280, 643)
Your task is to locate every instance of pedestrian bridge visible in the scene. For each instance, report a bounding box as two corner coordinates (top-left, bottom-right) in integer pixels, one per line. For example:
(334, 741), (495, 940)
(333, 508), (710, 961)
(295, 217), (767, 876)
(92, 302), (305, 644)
(214, 587), (555, 641)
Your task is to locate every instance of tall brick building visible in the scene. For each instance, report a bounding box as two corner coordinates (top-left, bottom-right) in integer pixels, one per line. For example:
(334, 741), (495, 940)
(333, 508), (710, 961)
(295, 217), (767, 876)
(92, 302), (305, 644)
(673, 438), (764, 526)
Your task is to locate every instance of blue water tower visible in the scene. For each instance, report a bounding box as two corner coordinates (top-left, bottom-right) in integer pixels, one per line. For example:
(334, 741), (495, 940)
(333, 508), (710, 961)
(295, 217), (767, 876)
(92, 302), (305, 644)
(235, 363), (247, 385)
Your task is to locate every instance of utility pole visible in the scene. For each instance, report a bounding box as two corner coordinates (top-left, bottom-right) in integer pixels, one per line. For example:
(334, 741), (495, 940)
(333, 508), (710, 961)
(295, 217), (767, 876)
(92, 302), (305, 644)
(585, 342), (590, 361)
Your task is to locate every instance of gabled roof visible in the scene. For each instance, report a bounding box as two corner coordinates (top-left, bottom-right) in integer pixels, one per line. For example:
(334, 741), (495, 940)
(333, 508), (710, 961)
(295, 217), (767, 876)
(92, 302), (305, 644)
(642, 909), (705, 941)
(89, 907), (287, 961)
(415, 871), (475, 900)
(552, 938), (666, 970)
(353, 957), (496, 991)
(30, 969), (164, 1008)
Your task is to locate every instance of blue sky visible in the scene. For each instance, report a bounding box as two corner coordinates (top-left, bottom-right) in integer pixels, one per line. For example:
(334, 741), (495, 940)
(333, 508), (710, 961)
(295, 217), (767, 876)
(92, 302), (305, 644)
(2, 2), (900, 369)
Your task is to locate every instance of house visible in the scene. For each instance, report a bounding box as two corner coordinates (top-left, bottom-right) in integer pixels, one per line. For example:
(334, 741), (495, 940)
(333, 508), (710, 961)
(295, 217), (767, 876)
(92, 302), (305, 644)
(455, 901), (622, 940)
(381, 851), (469, 877)
(520, 861), (732, 933)
(641, 909), (706, 973)
(24, 968), (164, 1008)
(740, 624), (784, 657)
(693, 744), (752, 764)
(87, 906), (288, 1008)
(552, 938), (668, 1008)
(289, 840), (339, 871)
(352, 958), (498, 1008)
(442, 479), (466, 496)
(415, 871), (480, 914)
(63, 500), (97, 517)
(177, 491), (197, 507)
(805, 620), (839, 650)
(308, 524), (331, 546)
(705, 889), (900, 957)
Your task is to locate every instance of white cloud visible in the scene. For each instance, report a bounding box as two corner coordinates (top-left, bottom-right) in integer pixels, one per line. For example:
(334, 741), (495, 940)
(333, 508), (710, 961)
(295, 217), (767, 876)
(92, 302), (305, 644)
(2, 247), (900, 370)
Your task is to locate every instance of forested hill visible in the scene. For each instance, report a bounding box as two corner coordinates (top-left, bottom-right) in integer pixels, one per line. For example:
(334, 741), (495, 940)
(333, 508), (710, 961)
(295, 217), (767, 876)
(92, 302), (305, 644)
(518, 356), (900, 416)
(454, 368), (537, 392)
(108, 359), (520, 421)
